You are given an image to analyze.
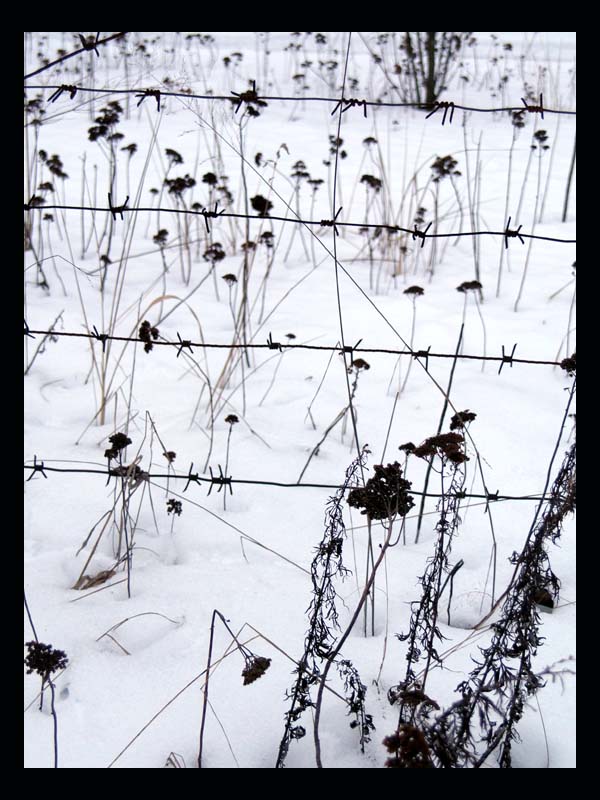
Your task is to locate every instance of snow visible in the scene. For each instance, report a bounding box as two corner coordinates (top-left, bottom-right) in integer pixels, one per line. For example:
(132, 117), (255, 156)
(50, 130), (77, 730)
(24, 32), (575, 768)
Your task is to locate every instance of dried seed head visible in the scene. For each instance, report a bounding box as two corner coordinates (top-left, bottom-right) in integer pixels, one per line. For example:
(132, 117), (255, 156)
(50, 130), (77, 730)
(139, 320), (159, 353)
(560, 353), (576, 376)
(450, 410), (477, 430)
(25, 641), (68, 678)
(242, 656), (271, 685)
(347, 462), (414, 520)
(457, 280), (482, 293)
(104, 432), (132, 460)
(166, 498), (183, 516)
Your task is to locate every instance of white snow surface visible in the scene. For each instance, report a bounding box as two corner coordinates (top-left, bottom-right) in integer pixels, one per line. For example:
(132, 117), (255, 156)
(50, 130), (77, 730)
(24, 32), (575, 768)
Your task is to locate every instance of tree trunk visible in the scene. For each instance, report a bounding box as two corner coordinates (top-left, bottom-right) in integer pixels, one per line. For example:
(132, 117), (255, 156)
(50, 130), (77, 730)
(425, 32), (437, 105)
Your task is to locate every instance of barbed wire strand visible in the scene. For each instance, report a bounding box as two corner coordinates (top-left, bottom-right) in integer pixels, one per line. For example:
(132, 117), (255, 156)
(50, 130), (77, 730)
(23, 82), (576, 116)
(23, 327), (569, 368)
(24, 33), (128, 81)
(22, 462), (550, 503)
(23, 203), (576, 245)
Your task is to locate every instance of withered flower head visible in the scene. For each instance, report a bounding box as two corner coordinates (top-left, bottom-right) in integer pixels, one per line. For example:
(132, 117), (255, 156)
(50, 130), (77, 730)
(560, 353), (576, 376)
(413, 432), (467, 461)
(404, 285), (424, 296)
(222, 273), (237, 285)
(166, 498), (182, 516)
(450, 410), (477, 430)
(203, 242), (225, 264)
(347, 462), (414, 520)
(104, 432), (132, 460)
(350, 358), (370, 371)
(251, 194), (273, 217)
(360, 174), (383, 192)
(225, 414), (239, 425)
(153, 229), (168, 246)
(457, 280), (482, 293)
(242, 655), (271, 685)
(139, 320), (159, 353)
(25, 641), (68, 678)
(163, 451), (177, 463)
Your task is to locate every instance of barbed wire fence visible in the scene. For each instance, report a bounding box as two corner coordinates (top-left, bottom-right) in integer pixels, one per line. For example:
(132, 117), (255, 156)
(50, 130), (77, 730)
(24, 32), (576, 568)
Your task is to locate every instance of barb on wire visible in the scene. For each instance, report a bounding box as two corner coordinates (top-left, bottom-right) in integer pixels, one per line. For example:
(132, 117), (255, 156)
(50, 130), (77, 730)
(320, 206), (343, 236)
(176, 332), (194, 358)
(521, 93), (544, 119)
(135, 89), (161, 112)
(201, 202), (225, 233)
(47, 84), (78, 103)
(266, 333), (282, 352)
(183, 462), (200, 492)
(485, 489), (500, 513)
(207, 465), (233, 496)
(498, 343), (518, 375)
(26, 455), (47, 482)
(231, 79), (259, 113)
(425, 100), (455, 125)
(90, 325), (109, 353)
(79, 32), (100, 57)
(412, 221), (432, 248)
(24, 33), (127, 81)
(339, 338), (363, 361)
(107, 192), (129, 221)
(24, 319), (35, 339)
(412, 345), (432, 372)
(504, 216), (524, 248)
(331, 97), (368, 117)
(24, 195), (44, 211)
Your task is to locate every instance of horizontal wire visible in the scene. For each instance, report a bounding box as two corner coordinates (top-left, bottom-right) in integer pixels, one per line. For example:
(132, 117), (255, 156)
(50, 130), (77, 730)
(23, 82), (577, 116)
(23, 203), (576, 245)
(22, 463), (548, 502)
(23, 328), (565, 367)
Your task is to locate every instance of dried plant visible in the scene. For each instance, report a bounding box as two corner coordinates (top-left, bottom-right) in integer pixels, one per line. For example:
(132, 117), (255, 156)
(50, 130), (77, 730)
(385, 429), (469, 764)
(198, 609), (271, 767)
(277, 450), (373, 767)
(388, 384), (575, 768)
(25, 640), (68, 768)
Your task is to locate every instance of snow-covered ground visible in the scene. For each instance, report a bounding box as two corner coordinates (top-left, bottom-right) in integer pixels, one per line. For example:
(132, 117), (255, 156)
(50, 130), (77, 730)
(24, 32), (576, 768)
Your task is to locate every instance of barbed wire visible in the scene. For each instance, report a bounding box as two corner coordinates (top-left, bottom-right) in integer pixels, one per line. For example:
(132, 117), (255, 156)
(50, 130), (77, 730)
(22, 461), (548, 505)
(23, 325), (573, 372)
(23, 201), (576, 246)
(24, 34), (127, 81)
(23, 82), (576, 117)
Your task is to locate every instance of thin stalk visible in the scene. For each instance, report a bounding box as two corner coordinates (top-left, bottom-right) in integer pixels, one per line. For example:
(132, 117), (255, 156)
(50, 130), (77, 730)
(415, 323), (464, 543)
(496, 125), (518, 298)
(561, 133), (576, 223)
